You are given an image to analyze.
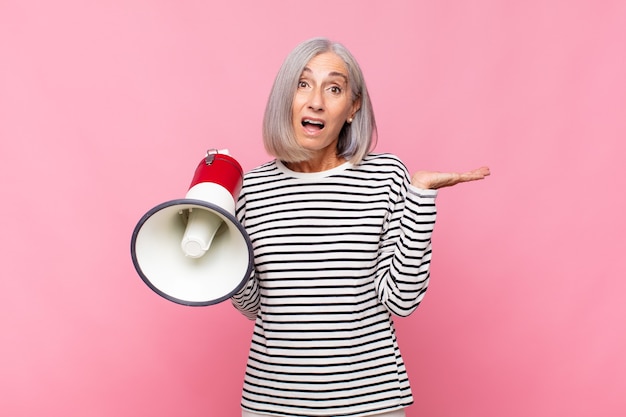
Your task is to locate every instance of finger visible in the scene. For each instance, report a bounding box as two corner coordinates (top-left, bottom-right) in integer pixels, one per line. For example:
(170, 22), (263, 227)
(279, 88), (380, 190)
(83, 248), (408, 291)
(476, 166), (491, 177)
(460, 167), (490, 182)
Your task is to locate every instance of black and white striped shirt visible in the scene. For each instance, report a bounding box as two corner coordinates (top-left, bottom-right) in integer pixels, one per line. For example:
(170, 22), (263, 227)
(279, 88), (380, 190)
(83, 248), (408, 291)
(232, 153), (437, 417)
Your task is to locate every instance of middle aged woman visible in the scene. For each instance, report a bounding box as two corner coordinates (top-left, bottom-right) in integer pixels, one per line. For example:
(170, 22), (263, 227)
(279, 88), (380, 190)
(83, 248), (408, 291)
(231, 37), (490, 417)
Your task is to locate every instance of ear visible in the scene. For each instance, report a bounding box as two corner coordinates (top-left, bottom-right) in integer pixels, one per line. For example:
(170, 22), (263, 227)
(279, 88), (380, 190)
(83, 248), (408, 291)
(350, 95), (362, 119)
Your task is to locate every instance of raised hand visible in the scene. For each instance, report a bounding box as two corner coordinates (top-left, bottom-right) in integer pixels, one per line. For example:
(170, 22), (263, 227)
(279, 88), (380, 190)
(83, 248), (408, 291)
(411, 166), (491, 190)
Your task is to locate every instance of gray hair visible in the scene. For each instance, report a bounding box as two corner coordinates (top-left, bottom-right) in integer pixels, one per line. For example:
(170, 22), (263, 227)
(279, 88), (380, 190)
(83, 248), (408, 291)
(262, 37), (377, 164)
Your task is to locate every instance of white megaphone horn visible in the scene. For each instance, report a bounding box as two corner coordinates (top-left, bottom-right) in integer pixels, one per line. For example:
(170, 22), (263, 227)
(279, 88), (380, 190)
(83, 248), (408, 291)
(130, 149), (253, 306)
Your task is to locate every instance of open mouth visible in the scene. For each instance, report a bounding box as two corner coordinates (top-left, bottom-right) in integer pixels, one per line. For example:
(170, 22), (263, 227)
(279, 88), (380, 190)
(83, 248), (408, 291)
(302, 118), (325, 131)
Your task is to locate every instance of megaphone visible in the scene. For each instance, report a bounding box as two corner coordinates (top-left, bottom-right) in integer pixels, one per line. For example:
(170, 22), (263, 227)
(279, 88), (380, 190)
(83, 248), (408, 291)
(130, 149), (253, 306)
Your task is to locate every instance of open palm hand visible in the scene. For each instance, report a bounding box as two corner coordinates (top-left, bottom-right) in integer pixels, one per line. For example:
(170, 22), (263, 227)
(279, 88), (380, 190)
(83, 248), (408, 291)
(411, 166), (491, 190)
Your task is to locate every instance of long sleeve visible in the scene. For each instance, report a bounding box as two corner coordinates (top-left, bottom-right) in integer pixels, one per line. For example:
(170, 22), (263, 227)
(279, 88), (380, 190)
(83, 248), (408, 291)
(375, 185), (437, 317)
(230, 187), (260, 320)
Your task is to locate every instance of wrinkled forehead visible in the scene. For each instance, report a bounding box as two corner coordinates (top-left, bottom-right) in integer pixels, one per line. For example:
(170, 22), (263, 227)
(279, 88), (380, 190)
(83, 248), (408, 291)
(301, 52), (351, 84)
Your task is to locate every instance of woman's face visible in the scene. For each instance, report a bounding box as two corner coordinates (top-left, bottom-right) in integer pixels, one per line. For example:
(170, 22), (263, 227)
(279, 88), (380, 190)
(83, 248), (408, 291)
(291, 52), (360, 158)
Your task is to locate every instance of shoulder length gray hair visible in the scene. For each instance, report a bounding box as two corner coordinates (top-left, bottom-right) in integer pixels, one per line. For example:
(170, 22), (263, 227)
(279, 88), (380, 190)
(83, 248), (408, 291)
(262, 37), (377, 165)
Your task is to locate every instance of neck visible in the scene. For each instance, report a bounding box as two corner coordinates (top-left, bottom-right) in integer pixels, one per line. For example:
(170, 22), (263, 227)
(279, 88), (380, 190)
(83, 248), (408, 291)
(284, 154), (347, 173)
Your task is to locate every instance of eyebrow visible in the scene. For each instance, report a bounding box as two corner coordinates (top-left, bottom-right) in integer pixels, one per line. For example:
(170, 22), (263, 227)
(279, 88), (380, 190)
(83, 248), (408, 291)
(301, 67), (348, 83)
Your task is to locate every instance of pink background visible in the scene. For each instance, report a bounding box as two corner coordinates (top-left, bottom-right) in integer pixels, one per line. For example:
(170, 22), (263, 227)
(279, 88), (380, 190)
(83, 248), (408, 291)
(1, 1), (625, 416)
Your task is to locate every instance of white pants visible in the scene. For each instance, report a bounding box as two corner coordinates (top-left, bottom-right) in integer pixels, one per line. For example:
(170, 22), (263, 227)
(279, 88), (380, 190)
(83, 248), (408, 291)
(242, 408), (406, 417)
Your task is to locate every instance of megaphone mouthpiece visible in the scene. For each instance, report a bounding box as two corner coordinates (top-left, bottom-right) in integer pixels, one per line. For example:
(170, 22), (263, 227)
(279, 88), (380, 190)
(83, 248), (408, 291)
(180, 207), (224, 258)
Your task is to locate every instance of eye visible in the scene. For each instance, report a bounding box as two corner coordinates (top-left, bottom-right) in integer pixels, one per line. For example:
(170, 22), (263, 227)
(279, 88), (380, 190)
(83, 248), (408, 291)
(297, 80), (309, 89)
(328, 85), (342, 94)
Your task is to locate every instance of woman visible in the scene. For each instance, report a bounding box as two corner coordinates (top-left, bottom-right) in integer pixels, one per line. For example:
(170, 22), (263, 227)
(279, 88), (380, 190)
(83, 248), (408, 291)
(231, 37), (489, 417)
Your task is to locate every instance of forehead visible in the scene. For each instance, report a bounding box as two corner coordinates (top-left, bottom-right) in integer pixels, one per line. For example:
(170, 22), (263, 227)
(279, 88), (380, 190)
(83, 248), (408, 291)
(302, 52), (349, 81)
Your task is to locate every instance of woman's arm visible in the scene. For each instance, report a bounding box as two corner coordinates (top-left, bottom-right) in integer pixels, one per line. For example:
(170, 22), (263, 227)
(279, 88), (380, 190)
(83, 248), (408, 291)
(374, 185), (438, 317)
(374, 164), (490, 317)
(230, 189), (260, 320)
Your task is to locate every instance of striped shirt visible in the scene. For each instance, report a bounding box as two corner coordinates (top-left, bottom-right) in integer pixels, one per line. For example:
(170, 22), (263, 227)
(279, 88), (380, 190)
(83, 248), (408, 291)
(231, 153), (437, 417)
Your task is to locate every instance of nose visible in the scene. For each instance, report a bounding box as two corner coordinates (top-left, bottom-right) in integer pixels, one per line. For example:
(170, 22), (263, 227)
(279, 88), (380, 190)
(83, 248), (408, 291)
(307, 87), (324, 111)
